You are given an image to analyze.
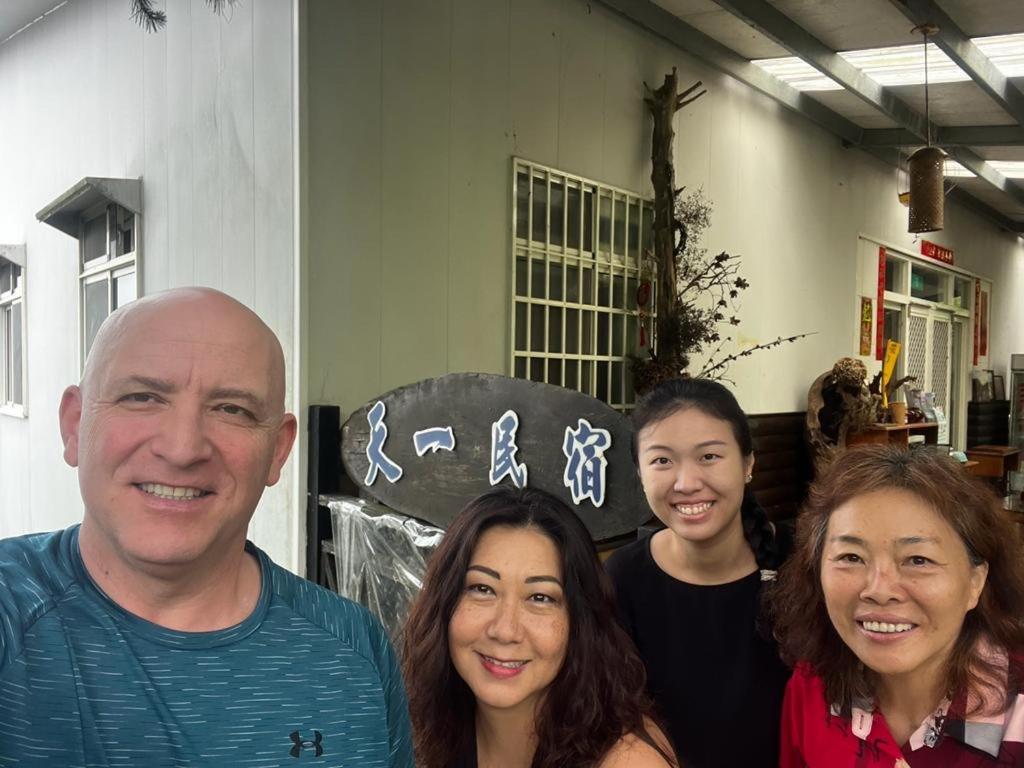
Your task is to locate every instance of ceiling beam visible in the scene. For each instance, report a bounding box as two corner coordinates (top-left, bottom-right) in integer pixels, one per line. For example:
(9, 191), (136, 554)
(707, 0), (1024, 221)
(709, 0), (931, 141)
(593, 0), (863, 145)
(951, 148), (1024, 208)
(593, 0), (1022, 233)
(862, 125), (1024, 147)
(945, 186), (1024, 233)
(888, 0), (1024, 128)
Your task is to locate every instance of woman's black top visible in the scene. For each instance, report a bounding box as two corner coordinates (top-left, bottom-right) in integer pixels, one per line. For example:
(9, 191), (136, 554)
(605, 534), (791, 768)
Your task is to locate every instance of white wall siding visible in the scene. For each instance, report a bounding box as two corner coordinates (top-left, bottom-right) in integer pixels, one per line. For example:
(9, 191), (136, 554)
(0, 0), (300, 572)
(305, 0), (1024, 419)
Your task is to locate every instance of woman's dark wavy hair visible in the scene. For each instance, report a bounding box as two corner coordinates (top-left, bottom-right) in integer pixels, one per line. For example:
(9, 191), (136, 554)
(401, 486), (673, 768)
(631, 377), (786, 570)
(772, 444), (1024, 715)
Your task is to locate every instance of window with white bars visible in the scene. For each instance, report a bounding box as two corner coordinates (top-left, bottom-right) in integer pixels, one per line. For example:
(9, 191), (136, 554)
(0, 257), (25, 415)
(510, 159), (654, 410)
(79, 202), (138, 361)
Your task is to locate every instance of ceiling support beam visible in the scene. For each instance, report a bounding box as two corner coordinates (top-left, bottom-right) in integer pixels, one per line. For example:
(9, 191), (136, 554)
(708, 0), (1024, 220)
(593, 0), (863, 145)
(889, 0), (1024, 127)
(862, 125), (1024, 147)
(951, 148), (1024, 208)
(593, 0), (1021, 233)
(709, 0), (932, 141)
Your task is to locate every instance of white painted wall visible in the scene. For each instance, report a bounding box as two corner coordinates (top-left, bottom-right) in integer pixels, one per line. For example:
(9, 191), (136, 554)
(305, 0), (1024, 420)
(0, 0), (301, 572)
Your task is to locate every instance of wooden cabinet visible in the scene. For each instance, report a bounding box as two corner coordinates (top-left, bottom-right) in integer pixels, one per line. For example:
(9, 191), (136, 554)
(968, 400), (1010, 447)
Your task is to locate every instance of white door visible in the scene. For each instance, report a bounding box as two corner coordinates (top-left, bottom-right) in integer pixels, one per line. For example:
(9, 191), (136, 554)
(906, 306), (953, 443)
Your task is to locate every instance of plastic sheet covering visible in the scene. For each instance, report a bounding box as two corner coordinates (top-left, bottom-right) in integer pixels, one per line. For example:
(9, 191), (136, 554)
(323, 495), (445, 639)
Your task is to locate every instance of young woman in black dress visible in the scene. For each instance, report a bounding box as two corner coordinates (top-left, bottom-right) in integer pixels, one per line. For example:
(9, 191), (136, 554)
(606, 378), (791, 768)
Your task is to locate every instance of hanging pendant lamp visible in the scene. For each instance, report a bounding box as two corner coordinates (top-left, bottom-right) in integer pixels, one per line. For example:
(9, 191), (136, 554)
(908, 23), (945, 233)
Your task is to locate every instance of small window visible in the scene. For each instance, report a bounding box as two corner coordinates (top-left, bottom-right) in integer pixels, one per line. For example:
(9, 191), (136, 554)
(0, 256), (25, 414)
(79, 203), (139, 359)
(35, 177), (142, 366)
(953, 277), (972, 310)
(884, 258), (905, 293)
(512, 159), (653, 410)
(910, 265), (946, 303)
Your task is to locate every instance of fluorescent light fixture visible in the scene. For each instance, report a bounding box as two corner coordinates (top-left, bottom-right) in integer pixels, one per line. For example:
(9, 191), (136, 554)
(752, 33), (1024, 92)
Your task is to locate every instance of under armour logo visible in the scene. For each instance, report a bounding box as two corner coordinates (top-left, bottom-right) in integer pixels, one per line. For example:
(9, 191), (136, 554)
(289, 730), (324, 758)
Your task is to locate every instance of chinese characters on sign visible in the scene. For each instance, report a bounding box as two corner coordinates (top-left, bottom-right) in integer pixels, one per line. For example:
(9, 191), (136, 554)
(920, 240), (954, 265)
(859, 297), (873, 357)
(362, 402), (612, 508)
(562, 419), (611, 507)
(364, 401), (403, 485)
(489, 410), (529, 488)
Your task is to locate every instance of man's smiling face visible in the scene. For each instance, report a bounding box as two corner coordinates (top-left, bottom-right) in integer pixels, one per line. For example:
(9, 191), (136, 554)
(60, 289), (296, 575)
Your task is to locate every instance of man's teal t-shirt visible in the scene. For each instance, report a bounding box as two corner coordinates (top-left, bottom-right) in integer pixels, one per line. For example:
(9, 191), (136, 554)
(0, 526), (414, 767)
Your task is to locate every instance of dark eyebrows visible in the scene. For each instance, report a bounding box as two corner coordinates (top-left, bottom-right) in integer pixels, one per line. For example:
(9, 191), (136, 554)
(695, 440), (728, 449)
(466, 565), (563, 587)
(467, 565), (500, 579)
(830, 535), (866, 546)
(828, 534), (941, 547)
(525, 575), (563, 587)
(642, 439), (728, 454)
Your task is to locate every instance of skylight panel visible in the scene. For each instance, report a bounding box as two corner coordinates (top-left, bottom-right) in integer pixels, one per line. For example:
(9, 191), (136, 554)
(840, 44), (966, 87)
(987, 161), (1024, 179)
(750, 33), (1024, 93)
(974, 33), (1024, 78)
(943, 160), (974, 178)
(750, 57), (842, 91)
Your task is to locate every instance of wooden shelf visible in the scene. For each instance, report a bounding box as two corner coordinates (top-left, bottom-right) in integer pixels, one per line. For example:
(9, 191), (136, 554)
(847, 422), (939, 448)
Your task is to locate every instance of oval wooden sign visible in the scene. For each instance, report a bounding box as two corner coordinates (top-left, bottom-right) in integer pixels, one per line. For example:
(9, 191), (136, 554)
(341, 373), (651, 540)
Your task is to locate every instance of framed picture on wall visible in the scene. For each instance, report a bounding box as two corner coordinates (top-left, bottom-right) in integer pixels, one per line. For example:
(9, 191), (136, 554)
(993, 374), (1006, 402)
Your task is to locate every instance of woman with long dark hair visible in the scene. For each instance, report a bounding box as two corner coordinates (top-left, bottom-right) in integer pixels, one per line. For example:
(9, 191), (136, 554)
(605, 377), (791, 767)
(773, 445), (1024, 766)
(402, 486), (675, 768)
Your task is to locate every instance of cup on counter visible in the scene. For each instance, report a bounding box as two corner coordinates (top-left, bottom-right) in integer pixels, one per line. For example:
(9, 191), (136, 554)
(889, 401), (907, 425)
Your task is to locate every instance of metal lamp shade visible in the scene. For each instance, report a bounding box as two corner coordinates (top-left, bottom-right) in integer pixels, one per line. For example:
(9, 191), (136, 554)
(907, 146), (947, 233)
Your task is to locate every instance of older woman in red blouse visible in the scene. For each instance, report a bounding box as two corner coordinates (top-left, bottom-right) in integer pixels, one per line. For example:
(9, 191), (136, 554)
(773, 445), (1024, 767)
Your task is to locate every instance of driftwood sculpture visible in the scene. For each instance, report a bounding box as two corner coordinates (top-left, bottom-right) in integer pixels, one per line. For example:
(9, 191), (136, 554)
(633, 69), (811, 392)
(806, 357), (880, 474)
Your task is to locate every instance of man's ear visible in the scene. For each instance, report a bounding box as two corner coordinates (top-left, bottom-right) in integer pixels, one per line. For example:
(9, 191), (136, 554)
(265, 413), (298, 487)
(59, 386), (84, 468)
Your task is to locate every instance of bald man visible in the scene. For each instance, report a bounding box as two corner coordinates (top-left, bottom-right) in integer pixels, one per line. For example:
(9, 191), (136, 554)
(0, 288), (413, 766)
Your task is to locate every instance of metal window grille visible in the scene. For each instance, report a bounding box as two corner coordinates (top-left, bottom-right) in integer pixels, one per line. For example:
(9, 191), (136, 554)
(931, 317), (950, 413)
(0, 259), (24, 408)
(907, 313), (928, 387)
(510, 159), (654, 411)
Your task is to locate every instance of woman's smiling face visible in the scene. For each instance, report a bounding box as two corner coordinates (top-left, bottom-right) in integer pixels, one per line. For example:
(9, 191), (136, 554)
(637, 407), (754, 547)
(447, 526), (569, 717)
(820, 488), (988, 689)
